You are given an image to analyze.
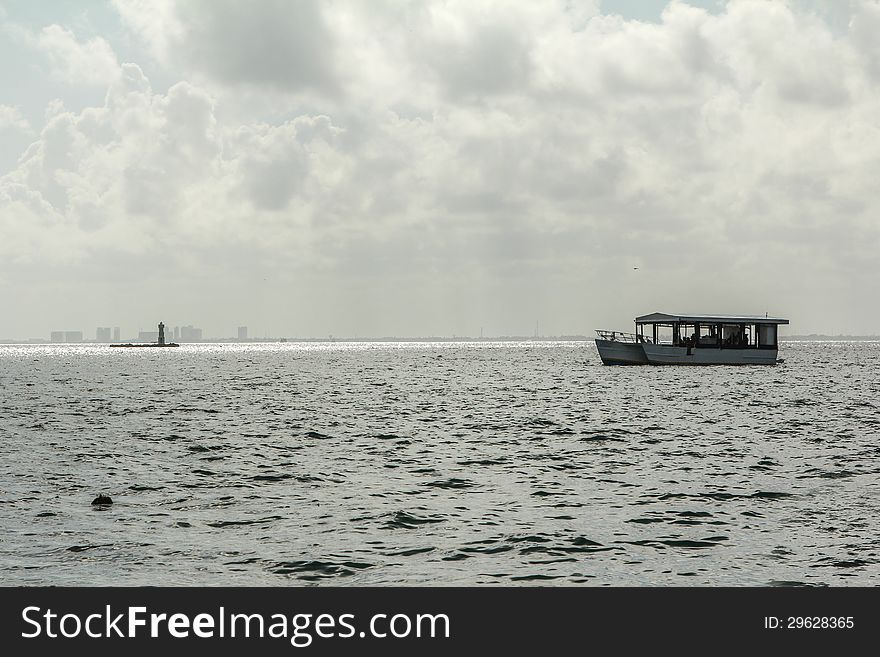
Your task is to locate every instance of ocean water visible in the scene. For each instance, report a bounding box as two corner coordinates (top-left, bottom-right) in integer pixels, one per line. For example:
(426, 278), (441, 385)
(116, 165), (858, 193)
(1, 340), (878, 586)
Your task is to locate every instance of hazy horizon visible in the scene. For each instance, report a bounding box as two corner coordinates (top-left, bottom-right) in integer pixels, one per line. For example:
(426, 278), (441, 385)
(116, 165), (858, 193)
(3, 325), (880, 342)
(3, 1), (880, 337)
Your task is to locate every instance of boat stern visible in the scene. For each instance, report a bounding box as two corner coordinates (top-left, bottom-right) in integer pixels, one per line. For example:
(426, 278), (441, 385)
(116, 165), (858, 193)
(594, 331), (648, 365)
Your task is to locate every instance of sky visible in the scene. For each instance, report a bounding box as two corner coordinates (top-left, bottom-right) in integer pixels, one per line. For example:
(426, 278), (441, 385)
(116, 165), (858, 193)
(1, 0), (879, 339)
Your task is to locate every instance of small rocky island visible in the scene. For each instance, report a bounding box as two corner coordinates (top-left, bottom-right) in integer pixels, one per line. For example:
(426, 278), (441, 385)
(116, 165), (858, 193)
(110, 322), (180, 348)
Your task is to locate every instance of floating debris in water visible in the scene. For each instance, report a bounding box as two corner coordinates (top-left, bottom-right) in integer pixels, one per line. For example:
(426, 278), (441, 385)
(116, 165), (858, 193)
(91, 494), (113, 506)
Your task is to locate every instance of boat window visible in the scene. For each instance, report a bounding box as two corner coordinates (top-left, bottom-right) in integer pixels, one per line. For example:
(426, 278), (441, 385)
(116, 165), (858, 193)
(758, 324), (777, 347)
(722, 324), (747, 347)
(698, 324), (718, 345)
(676, 324), (697, 347)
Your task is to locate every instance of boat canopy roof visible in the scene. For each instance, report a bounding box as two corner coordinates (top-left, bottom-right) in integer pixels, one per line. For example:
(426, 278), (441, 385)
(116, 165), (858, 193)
(635, 312), (789, 325)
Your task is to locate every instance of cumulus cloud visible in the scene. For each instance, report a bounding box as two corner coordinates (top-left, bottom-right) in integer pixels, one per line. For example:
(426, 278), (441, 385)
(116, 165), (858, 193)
(113, 0), (339, 95)
(28, 24), (121, 86)
(0, 62), (348, 271)
(0, 105), (31, 132)
(417, 3), (536, 99)
(2, 0), (880, 336)
(110, 0), (184, 65)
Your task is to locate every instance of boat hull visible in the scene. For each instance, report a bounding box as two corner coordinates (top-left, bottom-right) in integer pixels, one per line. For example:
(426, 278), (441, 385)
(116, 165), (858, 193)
(594, 339), (649, 365)
(641, 344), (778, 365)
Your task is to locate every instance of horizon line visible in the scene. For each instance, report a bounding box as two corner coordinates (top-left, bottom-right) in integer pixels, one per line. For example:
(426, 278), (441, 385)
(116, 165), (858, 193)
(3, 333), (880, 345)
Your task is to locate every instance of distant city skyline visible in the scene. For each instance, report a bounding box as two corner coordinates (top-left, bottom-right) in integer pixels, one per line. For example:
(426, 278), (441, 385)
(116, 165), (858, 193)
(32, 322), (214, 343)
(2, 1), (879, 336)
(7, 320), (594, 342)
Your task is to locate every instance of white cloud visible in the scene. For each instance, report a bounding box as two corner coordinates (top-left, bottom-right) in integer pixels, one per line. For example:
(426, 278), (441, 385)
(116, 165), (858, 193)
(0, 63), (346, 269)
(0, 104), (30, 132)
(110, 0), (183, 65)
(113, 0), (339, 95)
(21, 24), (121, 86)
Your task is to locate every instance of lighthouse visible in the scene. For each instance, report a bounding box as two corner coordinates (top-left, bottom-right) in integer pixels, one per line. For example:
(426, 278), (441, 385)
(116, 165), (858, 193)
(109, 320), (178, 348)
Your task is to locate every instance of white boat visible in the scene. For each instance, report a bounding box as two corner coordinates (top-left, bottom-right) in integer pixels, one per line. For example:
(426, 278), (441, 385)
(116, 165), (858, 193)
(595, 312), (789, 365)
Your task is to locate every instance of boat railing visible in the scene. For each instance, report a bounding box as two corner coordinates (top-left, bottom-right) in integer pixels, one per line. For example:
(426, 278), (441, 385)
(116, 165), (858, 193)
(595, 330), (643, 343)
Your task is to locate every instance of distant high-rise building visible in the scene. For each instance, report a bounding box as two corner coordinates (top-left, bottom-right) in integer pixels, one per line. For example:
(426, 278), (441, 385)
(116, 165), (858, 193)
(50, 331), (64, 343)
(180, 325), (202, 342)
(63, 331), (83, 343)
(237, 326), (248, 340)
(173, 326), (180, 341)
(96, 327), (112, 342)
(113, 327), (120, 342)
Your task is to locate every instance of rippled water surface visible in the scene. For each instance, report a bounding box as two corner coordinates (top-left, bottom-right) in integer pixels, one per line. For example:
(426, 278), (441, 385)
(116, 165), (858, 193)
(1, 341), (878, 586)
